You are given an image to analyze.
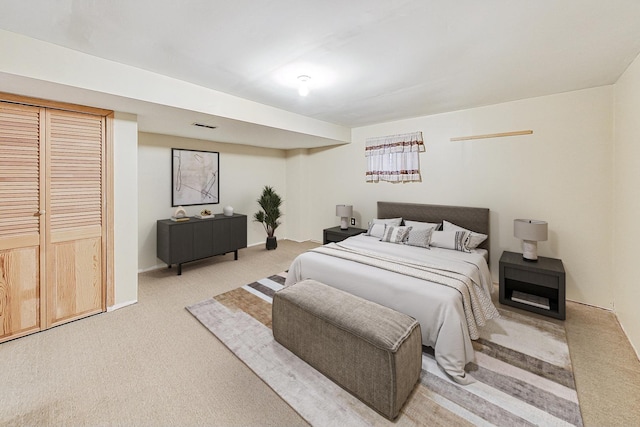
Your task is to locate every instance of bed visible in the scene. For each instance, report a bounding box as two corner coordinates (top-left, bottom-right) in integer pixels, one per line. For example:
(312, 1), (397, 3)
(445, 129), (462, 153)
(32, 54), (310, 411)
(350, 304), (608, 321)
(285, 201), (499, 384)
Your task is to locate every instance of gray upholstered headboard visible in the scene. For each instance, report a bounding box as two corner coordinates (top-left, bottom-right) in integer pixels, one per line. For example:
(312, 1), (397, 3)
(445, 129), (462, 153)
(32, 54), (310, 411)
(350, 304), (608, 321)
(377, 201), (490, 261)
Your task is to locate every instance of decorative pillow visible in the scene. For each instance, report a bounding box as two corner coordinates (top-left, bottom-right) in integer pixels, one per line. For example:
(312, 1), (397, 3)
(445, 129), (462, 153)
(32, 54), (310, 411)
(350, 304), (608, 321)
(381, 225), (412, 243)
(430, 230), (471, 252)
(371, 217), (403, 227)
(442, 220), (488, 249)
(404, 220), (440, 231)
(406, 228), (433, 248)
(366, 222), (387, 239)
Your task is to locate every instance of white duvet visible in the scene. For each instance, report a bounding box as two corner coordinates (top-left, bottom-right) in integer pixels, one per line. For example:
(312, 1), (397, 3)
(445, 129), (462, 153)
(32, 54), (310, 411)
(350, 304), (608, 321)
(285, 234), (499, 384)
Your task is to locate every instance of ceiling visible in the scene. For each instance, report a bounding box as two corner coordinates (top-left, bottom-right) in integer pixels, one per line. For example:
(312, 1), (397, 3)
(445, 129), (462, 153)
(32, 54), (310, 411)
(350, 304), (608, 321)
(1, 0), (640, 149)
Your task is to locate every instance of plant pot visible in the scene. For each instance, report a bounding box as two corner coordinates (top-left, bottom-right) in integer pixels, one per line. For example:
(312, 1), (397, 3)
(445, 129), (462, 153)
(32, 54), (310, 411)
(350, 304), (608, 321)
(266, 236), (278, 250)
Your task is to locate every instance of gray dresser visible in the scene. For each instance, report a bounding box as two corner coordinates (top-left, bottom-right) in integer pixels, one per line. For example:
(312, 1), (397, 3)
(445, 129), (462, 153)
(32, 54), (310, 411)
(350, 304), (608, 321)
(157, 214), (247, 275)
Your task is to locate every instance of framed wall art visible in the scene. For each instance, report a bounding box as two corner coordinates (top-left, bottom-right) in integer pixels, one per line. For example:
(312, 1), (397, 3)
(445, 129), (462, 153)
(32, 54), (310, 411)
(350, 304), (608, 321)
(172, 148), (219, 206)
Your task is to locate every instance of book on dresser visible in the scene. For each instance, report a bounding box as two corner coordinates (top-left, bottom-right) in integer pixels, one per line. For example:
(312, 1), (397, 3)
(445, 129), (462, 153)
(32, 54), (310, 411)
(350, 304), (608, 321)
(510, 290), (550, 310)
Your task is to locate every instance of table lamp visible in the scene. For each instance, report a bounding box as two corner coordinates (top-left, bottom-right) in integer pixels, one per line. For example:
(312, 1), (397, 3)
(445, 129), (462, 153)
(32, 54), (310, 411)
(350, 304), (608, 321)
(336, 205), (353, 230)
(514, 219), (548, 261)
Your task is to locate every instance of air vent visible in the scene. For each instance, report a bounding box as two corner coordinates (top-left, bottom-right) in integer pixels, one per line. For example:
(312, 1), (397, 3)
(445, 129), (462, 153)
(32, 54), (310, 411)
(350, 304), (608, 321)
(192, 122), (217, 130)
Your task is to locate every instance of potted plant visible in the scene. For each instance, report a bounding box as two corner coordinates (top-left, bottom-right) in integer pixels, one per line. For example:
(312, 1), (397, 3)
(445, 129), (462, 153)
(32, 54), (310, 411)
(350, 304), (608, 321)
(253, 185), (283, 250)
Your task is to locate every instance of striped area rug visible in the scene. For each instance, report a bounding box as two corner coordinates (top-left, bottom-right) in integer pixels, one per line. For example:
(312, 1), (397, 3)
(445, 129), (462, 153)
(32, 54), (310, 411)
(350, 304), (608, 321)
(187, 272), (583, 426)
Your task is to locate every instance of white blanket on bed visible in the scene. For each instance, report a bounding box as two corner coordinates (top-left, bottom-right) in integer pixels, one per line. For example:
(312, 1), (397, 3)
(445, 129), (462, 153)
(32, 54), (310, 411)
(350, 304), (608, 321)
(285, 235), (499, 384)
(311, 242), (499, 339)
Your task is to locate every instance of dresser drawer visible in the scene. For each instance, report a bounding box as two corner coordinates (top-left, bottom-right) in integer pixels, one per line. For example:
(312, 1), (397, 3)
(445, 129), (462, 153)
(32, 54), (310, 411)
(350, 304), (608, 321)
(504, 266), (559, 289)
(322, 226), (367, 245)
(325, 231), (347, 243)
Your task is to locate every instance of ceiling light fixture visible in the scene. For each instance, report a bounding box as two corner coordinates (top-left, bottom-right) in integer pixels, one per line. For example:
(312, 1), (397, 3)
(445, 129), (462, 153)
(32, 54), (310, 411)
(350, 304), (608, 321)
(297, 75), (310, 97)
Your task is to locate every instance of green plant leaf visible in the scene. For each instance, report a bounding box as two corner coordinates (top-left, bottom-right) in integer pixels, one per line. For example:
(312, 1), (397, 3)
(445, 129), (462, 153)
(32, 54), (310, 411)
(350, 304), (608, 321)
(253, 185), (283, 238)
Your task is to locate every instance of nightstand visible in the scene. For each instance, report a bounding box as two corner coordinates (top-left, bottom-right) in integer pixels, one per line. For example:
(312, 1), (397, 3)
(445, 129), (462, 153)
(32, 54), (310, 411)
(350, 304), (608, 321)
(499, 251), (566, 320)
(323, 226), (367, 244)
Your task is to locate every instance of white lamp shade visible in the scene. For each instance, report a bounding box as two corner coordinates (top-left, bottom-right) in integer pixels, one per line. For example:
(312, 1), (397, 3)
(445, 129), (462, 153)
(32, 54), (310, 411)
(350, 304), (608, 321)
(336, 205), (353, 217)
(336, 205), (353, 230)
(514, 219), (548, 241)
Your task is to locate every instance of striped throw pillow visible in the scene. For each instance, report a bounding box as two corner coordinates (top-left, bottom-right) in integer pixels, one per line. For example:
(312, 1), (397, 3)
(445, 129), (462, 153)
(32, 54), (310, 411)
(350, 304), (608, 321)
(430, 230), (472, 252)
(381, 225), (412, 243)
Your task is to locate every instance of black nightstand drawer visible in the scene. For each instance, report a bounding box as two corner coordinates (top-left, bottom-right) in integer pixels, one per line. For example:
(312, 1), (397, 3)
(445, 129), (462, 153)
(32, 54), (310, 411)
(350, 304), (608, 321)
(504, 267), (559, 289)
(323, 226), (367, 244)
(325, 231), (347, 243)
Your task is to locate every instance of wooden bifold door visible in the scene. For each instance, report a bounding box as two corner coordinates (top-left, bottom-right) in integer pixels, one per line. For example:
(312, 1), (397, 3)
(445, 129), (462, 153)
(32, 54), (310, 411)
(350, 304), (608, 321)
(0, 99), (109, 342)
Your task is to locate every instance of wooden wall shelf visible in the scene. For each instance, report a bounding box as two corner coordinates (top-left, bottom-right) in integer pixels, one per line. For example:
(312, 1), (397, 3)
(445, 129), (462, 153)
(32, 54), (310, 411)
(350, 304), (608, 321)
(450, 130), (533, 142)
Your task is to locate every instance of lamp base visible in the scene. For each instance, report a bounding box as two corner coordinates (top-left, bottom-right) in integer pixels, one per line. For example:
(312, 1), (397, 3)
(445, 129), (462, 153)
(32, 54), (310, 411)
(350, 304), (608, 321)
(340, 217), (349, 230)
(522, 240), (539, 262)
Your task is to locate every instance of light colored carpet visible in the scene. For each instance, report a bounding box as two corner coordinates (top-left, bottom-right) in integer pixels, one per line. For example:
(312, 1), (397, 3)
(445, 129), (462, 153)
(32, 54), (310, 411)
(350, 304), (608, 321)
(0, 240), (639, 426)
(188, 272), (583, 426)
(0, 241), (316, 427)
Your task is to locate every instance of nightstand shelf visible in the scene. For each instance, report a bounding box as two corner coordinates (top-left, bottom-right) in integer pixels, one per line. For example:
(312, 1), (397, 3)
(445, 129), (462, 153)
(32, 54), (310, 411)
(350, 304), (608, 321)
(323, 226), (367, 244)
(499, 251), (566, 320)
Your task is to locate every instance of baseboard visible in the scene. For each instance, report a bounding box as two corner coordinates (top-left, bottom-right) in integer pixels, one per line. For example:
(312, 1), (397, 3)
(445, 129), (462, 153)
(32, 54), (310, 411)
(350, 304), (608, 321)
(615, 313), (640, 362)
(138, 263), (166, 273)
(248, 238), (321, 246)
(566, 298), (613, 311)
(139, 239), (322, 273)
(248, 238), (284, 247)
(107, 299), (137, 311)
(277, 238), (321, 244)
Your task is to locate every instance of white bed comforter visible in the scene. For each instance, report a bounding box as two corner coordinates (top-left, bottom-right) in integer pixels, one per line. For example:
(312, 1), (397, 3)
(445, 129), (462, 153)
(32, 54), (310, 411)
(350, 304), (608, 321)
(285, 234), (499, 384)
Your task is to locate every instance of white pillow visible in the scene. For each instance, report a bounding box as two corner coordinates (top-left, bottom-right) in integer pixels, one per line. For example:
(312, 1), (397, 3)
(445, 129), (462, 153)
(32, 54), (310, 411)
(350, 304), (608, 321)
(406, 228), (433, 248)
(371, 217), (403, 227)
(381, 225), (412, 243)
(404, 220), (440, 231)
(442, 220), (488, 249)
(366, 222), (387, 238)
(430, 230), (471, 252)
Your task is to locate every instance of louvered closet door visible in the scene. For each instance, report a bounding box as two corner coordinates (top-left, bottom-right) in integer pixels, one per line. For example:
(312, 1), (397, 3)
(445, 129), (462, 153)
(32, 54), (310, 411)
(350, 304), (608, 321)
(0, 103), (44, 341)
(45, 110), (105, 327)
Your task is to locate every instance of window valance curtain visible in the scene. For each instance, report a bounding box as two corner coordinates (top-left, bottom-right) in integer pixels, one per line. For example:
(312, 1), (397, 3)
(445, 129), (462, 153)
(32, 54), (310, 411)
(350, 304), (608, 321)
(365, 131), (424, 182)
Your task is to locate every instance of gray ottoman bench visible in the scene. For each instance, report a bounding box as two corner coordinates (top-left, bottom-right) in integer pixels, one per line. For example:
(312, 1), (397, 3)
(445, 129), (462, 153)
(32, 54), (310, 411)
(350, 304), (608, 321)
(272, 279), (422, 420)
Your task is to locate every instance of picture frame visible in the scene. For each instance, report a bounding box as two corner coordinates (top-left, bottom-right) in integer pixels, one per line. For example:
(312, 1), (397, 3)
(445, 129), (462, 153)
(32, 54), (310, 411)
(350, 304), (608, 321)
(172, 148), (219, 207)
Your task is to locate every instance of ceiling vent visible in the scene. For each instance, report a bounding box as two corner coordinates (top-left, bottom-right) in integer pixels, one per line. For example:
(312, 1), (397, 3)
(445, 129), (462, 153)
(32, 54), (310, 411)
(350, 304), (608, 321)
(192, 122), (217, 130)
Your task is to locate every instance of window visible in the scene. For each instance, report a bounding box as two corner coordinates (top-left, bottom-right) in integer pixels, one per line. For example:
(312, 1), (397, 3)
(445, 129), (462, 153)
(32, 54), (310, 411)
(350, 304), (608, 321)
(365, 131), (424, 182)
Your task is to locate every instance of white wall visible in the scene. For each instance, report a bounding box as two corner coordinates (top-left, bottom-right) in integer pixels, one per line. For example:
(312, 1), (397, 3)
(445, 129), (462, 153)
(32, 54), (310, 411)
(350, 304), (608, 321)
(111, 112), (139, 308)
(137, 132), (288, 271)
(292, 87), (614, 309)
(285, 148), (316, 242)
(613, 52), (640, 356)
